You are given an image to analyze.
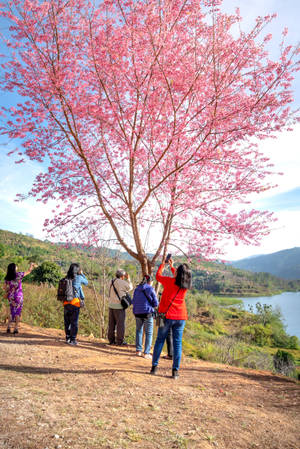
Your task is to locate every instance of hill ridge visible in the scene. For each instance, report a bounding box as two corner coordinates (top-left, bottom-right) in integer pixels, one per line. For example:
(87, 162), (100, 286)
(232, 247), (300, 280)
(1, 228), (300, 297)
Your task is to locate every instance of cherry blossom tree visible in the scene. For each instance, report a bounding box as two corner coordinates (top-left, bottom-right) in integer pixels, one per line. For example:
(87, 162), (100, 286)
(0, 0), (299, 274)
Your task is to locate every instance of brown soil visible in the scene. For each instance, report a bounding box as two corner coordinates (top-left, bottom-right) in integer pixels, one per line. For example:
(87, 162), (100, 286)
(0, 323), (299, 449)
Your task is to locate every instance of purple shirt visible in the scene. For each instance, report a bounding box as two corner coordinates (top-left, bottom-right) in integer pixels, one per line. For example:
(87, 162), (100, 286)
(5, 272), (25, 302)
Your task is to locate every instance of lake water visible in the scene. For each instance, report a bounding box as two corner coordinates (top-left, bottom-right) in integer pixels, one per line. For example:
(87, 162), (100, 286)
(239, 292), (300, 340)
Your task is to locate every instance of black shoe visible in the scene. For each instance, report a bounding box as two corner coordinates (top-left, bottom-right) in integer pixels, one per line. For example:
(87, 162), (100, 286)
(172, 369), (179, 379)
(117, 341), (128, 346)
(150, 366), (158, 375)
(13, 329), (19, 334)
(108, 341), (116, 345)
(6, 328), (11, 334)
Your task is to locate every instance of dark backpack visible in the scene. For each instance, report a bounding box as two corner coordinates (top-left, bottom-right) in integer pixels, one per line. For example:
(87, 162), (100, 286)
(57, 278), (74, 302)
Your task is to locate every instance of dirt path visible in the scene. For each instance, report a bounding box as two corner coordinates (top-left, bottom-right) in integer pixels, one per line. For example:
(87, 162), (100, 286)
(0, 323), (299, 449)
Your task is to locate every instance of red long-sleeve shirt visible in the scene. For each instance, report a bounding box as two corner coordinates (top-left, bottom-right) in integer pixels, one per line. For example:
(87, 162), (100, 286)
(156, 264), (188, 320)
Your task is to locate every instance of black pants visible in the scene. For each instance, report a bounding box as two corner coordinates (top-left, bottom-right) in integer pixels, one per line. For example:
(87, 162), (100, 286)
(64, 304), (80, 342)
(166, 328), (173, 357)
(108, 308), (126, 345)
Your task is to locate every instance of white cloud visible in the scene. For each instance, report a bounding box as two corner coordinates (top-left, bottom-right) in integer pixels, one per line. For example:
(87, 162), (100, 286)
(219, 1), (300, 259)
(225, 209), (300, 260)
(255, 123), (300, 198)
(222, 123), (300, 260)
(0, 153), (54, 239)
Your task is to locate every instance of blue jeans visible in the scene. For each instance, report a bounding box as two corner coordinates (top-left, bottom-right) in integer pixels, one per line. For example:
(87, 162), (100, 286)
(152, 319), (186, 371)
(135, 315), (154, 354)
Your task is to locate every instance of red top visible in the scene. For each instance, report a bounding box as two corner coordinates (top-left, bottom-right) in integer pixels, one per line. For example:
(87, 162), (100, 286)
(156, 264), (188, 320)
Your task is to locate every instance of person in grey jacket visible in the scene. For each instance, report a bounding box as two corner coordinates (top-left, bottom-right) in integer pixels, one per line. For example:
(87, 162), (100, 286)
(108, 269), (133, 346)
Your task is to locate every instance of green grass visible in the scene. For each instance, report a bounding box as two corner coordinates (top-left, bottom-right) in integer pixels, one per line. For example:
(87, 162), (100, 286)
(211, 296), (243, 306)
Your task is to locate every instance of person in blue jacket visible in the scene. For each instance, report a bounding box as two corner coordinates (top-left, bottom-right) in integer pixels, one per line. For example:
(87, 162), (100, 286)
(132, 275), (158, 359)
(64, 263), (88, 345)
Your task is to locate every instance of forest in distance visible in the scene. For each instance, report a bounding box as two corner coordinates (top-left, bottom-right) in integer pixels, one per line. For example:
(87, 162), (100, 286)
(0, 228), (299, 380)
(232, 247), (300, 280)
(0, 229), (299, 297)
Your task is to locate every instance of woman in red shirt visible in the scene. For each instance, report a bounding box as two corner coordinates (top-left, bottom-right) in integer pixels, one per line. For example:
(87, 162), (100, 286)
(151, 258), (192, 379)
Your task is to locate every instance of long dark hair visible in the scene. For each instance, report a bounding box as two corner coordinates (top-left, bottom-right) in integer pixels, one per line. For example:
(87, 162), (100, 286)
(175, 263), (192, 289)
(140, 275), (152, 285)
(66, 263), (80, 280)
(5, 263), (17, 281)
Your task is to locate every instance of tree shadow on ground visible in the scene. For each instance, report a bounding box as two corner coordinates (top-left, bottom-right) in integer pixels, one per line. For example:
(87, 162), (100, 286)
(183, 366), (296, 384)
(0, 363), (159, 378)
(0, 333), (138, 357)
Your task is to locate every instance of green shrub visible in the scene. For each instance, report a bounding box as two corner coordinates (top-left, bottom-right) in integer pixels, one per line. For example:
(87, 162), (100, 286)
(27, 261), (62, 286)
(240, 323), (272, 346)
(194, 342), (216, 361)
(195, 291), (214, 307)
(251, 302), (283, 327)
(273, 350), (296, 377)
(0, 269), (5, 282)
(243, 350), (274, 371)
(22, 284), (62, 329)
(182, 339), (203, 358)
(185, 291), (198, 317)
(214, 336), (250, 365)
(272, 329), (300, 349)
(287, 336), (300, 350)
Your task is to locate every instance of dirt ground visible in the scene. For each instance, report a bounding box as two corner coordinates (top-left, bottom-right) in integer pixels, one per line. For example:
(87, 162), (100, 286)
(0, 323), (299, 449)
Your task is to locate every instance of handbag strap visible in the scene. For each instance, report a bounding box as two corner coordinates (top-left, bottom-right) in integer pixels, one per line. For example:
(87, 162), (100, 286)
(142, 288), (153, 307)
(111, 279), (122, 303)
(164, 287), (181, 316)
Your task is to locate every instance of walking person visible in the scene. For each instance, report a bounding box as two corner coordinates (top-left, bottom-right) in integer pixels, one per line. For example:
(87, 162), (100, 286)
(63, 263), (88, 345)
(132, 275), (158, 359)
(108, 269), (133, 346)
(150, 258), (192, 379)
(4, 262), (36, 334)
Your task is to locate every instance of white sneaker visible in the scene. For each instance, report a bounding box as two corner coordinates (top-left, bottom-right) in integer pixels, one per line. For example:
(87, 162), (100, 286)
(143, 353), (152, 359)
(136, 351), (142, 356)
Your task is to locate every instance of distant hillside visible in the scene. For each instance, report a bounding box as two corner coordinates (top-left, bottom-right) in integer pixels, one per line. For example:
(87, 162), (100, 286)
(1, 229), (299, 295)
(0, 229), (138, 282)
(232, 247), (300, 280)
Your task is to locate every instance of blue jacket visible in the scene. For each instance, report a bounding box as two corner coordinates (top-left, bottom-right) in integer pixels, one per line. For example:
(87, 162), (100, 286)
(132, 283), (158, 315)
(73, 274), (88, 299)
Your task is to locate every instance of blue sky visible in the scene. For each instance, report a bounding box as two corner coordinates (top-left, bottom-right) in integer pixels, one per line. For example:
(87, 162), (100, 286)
(0, 0), (299, 261)
(257, 187), (300, 212)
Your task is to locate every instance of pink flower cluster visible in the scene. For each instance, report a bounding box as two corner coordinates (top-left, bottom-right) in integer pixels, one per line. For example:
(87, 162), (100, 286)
(0, 0), (299, 271)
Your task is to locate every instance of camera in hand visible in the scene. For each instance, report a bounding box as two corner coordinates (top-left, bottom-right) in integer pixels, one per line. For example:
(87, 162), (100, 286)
(165, 253), (172, 263)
